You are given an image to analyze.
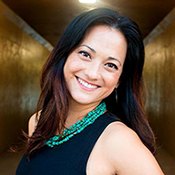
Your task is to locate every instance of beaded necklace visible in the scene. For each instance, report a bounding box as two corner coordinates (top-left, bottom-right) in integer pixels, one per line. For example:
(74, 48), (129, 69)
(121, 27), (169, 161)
(45, 102), (106, 147)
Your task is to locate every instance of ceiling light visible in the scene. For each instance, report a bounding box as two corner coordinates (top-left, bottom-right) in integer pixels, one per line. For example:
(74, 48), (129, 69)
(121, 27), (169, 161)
(79, 0), (96, 3)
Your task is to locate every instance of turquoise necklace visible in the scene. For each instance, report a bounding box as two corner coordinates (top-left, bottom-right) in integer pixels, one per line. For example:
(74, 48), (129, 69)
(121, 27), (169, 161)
(45, 102), (106, 147)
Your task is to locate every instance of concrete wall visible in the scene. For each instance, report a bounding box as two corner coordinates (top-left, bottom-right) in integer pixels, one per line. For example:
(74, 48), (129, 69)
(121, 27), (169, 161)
(144, 22), (175, 158)
(0, 2), (50, 152)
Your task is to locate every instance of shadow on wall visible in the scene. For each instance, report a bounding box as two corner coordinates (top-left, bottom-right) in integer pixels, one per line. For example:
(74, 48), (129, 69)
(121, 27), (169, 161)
(143, 22), (175, 159)
(0, 2), (50, 153)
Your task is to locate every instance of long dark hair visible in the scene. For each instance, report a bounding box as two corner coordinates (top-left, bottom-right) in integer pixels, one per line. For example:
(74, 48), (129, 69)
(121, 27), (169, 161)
(26, 8), (156, 159)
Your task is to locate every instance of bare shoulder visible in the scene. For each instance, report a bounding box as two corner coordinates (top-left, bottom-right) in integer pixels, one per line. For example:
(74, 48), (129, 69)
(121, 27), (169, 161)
(103, 121), (142, 146)
(28, 111), (41, 137)
(101, 122), (164, 175)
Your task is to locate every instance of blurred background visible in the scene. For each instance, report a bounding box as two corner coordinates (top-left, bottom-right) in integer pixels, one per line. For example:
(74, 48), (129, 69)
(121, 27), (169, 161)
(0, 0), (175, 174)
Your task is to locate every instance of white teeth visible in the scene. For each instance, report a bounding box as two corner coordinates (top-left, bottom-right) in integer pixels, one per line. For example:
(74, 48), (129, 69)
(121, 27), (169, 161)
(77, 77), (98, 89)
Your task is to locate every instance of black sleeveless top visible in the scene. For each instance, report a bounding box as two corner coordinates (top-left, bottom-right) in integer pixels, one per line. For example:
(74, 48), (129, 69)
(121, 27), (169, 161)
(16, 112), (120, 175)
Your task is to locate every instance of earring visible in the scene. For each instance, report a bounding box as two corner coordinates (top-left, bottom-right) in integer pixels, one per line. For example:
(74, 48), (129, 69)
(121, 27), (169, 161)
(115, 84), (119, 89)
(114, 86), (118, 102)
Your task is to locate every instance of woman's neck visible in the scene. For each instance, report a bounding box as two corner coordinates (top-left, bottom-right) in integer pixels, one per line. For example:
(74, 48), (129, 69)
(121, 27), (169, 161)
(65, 100), (101, 128)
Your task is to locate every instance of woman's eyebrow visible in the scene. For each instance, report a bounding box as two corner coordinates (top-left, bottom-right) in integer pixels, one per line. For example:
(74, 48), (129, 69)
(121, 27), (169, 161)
(108, 57), (122, 66)
(80, 44), (96, 53)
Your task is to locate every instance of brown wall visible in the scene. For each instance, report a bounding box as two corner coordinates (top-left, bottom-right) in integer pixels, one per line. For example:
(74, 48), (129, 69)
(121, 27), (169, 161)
(144, 22), (175, 158)
(0, 4), (50, 152)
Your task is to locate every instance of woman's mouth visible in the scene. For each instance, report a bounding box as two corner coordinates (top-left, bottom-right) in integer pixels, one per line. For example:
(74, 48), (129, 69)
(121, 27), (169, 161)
(76, 76), (99, 90)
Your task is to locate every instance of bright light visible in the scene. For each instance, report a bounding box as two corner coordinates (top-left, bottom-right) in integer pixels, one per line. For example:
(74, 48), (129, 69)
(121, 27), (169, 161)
(79, 0), (96, 3)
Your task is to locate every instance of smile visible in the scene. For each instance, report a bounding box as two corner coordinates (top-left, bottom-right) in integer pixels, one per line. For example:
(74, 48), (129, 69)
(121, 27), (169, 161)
(76, 77), (99, 90)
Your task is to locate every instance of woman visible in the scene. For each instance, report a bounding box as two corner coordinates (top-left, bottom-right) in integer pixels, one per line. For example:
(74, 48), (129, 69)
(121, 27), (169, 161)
(16, 8), (164, 174)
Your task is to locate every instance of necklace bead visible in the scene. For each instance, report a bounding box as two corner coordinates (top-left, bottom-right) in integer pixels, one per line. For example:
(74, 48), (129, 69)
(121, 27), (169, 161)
(45, 102), (106, 147)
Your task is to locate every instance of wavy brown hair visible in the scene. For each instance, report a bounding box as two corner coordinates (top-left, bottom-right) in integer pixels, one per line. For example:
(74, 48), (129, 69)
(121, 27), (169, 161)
(24, 8), (156, 159)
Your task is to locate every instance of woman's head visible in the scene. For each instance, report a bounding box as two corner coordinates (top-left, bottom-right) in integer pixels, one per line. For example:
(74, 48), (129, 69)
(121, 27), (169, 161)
(41, 8), (144, 108)
(63, 25), (127, 107)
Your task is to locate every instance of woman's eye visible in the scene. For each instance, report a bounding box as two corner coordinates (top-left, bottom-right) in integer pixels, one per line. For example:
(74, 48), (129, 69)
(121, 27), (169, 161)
(105, 63), (118, 70)
(79, 51), (91, 59)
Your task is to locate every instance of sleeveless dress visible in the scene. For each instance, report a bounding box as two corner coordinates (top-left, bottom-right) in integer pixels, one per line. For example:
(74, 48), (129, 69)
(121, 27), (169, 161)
(16, 112), (120, 175)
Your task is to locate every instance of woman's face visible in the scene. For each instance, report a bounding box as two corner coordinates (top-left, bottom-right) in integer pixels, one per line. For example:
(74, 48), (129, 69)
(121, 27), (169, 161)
(64, 25), (127, 107)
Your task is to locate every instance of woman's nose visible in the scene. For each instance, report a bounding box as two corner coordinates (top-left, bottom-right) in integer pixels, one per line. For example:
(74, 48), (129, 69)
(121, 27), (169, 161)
(84, 63), (101, 80)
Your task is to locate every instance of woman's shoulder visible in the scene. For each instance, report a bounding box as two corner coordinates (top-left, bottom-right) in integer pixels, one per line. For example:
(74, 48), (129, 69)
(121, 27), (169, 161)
(102, 112), (137, 143)
(100, 122), (164, 174)
(102, 121), (140, 148)
(28, 111), (41, 137)
(101, 112), (138, 147)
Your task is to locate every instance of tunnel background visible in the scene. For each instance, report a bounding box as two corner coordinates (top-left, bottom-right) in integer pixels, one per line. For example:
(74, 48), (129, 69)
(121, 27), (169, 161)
(0, 2), (50, 153)
(144, 22), (175, 158)
(0, 1), (175, 174)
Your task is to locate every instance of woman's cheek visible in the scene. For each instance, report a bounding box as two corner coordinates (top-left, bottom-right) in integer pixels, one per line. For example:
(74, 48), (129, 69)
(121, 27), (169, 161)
(103, 72), (120, 86)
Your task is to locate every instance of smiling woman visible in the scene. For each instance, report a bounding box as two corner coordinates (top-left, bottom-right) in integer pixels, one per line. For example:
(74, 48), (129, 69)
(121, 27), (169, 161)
(16, 8), (164, 175)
